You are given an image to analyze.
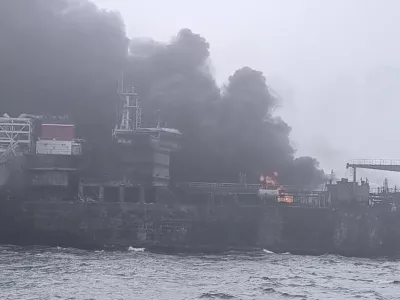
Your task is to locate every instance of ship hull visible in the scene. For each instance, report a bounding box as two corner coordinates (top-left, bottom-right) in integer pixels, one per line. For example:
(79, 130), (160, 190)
(0, 164), (9, 188)
(0, 156), (26, 191)
(1, 199), (399, 257)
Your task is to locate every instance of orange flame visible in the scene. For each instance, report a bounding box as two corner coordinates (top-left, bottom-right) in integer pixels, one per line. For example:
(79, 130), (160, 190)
(278, 195), (294, 203)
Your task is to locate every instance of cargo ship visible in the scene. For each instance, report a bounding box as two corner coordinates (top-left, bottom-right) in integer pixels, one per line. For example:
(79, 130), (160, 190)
(1, 86), (400, 257)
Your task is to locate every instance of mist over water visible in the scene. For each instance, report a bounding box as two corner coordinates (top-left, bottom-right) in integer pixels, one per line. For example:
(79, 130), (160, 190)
(1, 246), (399, 299)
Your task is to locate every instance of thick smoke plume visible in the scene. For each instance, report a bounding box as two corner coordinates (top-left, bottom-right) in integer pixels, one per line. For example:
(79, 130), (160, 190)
(0, 0), (324, 186)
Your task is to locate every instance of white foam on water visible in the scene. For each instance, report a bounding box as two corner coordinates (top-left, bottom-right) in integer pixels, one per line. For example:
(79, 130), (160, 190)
(128, 246), (145, 252)
(262, 249), (275, 254)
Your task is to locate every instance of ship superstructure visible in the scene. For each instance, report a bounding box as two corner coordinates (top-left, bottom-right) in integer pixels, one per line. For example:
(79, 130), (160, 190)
(79, 82), (180, 204)
(24, 119), (83, 200)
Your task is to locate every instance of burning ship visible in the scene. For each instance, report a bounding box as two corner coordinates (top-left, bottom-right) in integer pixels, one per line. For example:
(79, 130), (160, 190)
(1, 85), (400, 257)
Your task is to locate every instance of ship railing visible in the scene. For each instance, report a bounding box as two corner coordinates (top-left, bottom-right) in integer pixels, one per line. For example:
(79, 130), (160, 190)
(176, 182), (321, 192)
(292, 195), (331, 208)
(80, 178), (118, 186)
(79, 178), (142, 187)
(176, 182), (261, 190)
(79, 178), (112, 186)
(369, 187), (400, 194)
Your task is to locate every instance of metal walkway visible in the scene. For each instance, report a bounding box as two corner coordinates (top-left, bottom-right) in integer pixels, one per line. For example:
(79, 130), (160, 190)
(346, 159), (400, 172)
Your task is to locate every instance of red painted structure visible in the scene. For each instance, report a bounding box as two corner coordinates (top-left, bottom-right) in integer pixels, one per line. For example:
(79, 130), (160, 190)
(41, 124), (75, 141)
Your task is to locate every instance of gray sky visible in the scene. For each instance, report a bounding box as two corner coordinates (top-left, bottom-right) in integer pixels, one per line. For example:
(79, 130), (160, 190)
(94, 0), (400, 186)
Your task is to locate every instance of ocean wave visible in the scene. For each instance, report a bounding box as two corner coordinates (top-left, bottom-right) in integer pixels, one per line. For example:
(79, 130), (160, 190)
(200, 292), (235, 299)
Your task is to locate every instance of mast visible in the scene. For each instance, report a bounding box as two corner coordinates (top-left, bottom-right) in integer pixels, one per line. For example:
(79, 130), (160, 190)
(115, 74), (141, 132)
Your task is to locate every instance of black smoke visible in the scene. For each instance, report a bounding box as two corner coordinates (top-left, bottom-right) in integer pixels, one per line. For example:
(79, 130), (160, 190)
(0, 0), (325, 186)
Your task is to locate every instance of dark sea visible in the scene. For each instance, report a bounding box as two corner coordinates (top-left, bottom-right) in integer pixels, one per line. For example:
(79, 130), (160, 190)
(1, 246), (399, 300)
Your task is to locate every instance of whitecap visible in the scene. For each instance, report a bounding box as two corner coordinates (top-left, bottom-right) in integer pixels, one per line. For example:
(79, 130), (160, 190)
(263, 249), (275, 254)
(128, 246), (145, 252)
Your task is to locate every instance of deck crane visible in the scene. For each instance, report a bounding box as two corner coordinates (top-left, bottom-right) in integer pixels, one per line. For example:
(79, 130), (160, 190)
(346, 159), (400, 182)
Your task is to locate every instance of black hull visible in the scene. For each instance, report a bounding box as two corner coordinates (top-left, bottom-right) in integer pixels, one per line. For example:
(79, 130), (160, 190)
(1, 199), (400, 258)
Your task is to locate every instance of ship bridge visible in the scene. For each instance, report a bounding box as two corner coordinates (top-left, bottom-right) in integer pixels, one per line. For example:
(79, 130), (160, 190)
(110, 81), (181, 188)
